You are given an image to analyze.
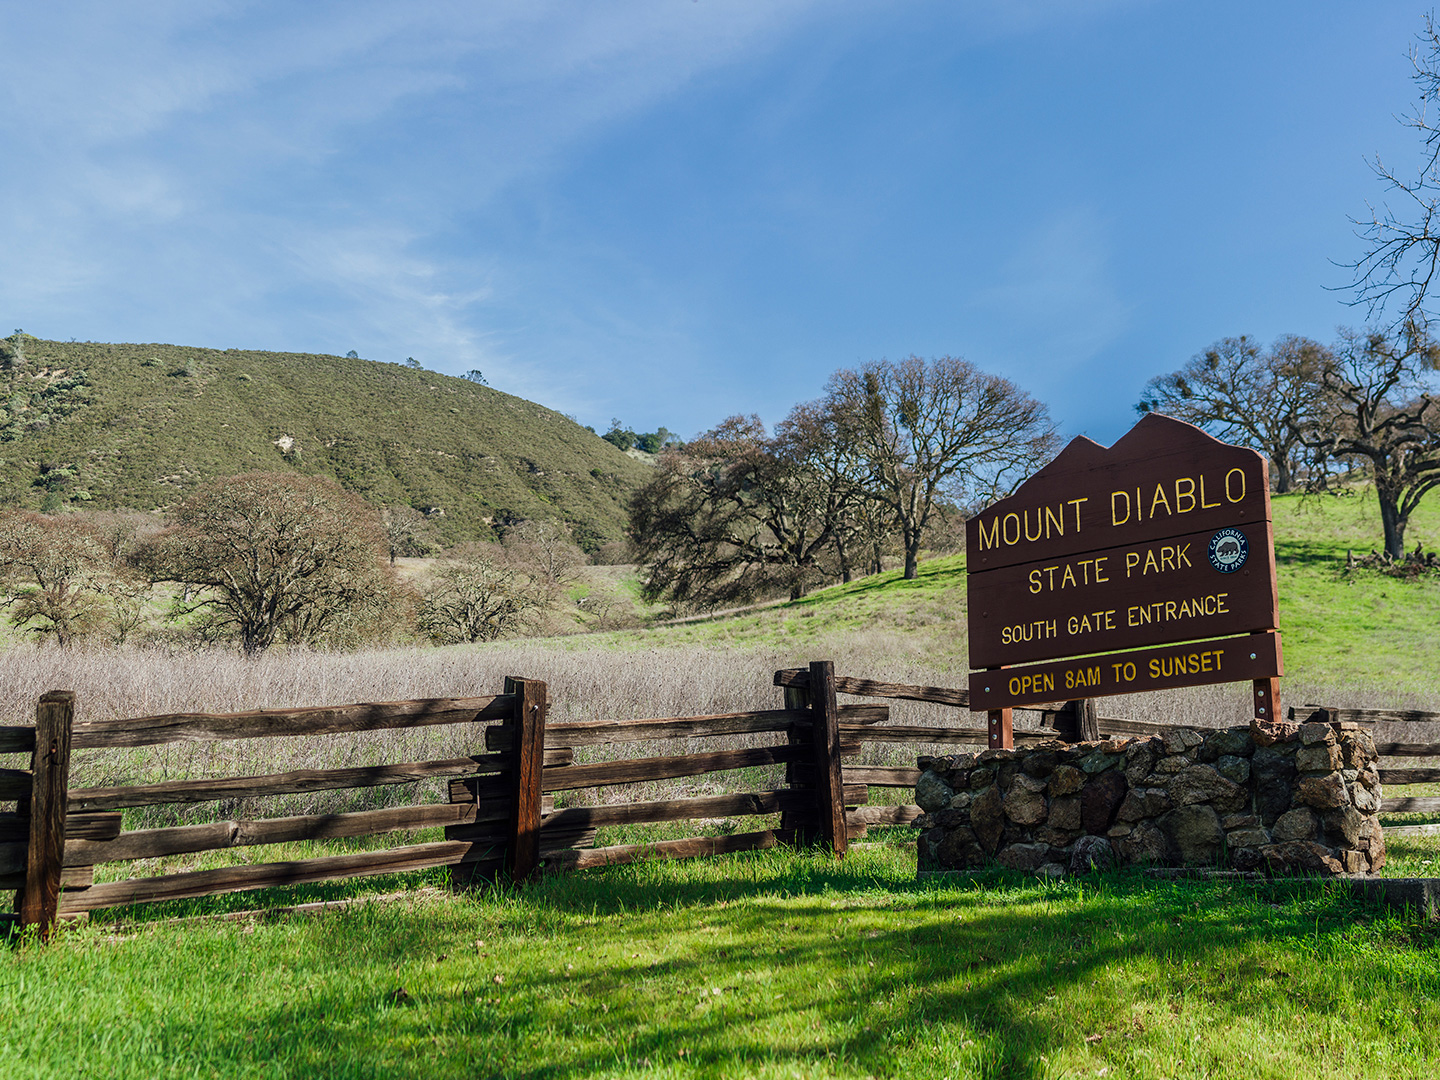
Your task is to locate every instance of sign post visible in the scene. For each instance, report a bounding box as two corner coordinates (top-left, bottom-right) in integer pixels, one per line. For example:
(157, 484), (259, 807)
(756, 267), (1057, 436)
(965, 414), (1281, 744)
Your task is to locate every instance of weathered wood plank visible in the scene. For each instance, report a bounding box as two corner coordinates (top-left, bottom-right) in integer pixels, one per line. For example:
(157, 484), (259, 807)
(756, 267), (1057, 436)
(540, 742), (851, 793)
(70, 696), (514, 749)
(1380, 769), (1440, 785)
(20, 691), (74, 939)
(1376, 743), (1440, 759)
(1381, 795), (1440, 813)
(0, 812), (122, 843)
(55, 840), (481, 914)
(838, 723), (1066, 745)
(780, 681), (814, 842)
(0, 726), (35, 755)
(1293, 705), (1439, 725)
(0, 865), (91, 892)
(65, 753), (567, 812)
(505, 677), (547, 881)
(489, 706), (889, 750)
(775, 670), (970, 709)
(0, 768), (31, 801)
(65, 800), (508, 865)
(810, 661), (848, 858)
(849, 803), (924, 826)
(842, 766), (922, 787)
(538, 786), (869, 831)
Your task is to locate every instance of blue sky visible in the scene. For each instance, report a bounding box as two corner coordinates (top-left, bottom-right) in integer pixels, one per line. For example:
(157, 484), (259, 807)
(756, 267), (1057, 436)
(0, 1), (1428, 444)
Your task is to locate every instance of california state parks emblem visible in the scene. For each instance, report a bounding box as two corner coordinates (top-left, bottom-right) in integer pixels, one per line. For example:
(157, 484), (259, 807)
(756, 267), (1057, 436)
(1207, 528), (1249, 573)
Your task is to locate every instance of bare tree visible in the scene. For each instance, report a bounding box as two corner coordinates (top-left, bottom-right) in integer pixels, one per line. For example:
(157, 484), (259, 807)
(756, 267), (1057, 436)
(142, 473), (394, 655)
(1136, 335), (1330, 493)
(381, 505), (433, 565)
(0, 511), (113, 644)
(825, 355), (1059, 580)
(503, 519), (583, 590)
(417, 545), (543, 643)
(1351, 15), (1440, 329)
(1304, 324), (1440, 558)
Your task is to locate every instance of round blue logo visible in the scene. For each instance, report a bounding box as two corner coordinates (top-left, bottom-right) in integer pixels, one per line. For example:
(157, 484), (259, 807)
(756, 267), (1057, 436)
(1208, 528), (1249, 573)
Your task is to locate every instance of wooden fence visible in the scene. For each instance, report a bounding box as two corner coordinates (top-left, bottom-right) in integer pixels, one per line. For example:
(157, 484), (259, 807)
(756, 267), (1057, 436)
(7, 666), (1439, 938)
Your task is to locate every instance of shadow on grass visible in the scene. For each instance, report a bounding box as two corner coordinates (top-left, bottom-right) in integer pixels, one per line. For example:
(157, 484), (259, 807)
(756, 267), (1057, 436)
(47, 849), (1437, 1079)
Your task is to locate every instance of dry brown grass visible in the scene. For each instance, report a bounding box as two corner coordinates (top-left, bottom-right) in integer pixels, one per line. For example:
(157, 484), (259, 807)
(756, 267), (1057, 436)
(1, 637), (1434, 829)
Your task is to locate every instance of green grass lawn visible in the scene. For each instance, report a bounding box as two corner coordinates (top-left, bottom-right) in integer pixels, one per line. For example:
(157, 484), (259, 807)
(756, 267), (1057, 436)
(5, 843), (1439, 1079)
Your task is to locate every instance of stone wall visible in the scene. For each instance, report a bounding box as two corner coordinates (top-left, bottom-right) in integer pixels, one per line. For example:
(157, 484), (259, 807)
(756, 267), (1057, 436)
(915, 719), (1385, 877)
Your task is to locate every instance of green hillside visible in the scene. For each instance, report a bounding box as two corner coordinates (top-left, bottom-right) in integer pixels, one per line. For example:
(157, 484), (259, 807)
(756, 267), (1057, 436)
(0, 335), (651, 549)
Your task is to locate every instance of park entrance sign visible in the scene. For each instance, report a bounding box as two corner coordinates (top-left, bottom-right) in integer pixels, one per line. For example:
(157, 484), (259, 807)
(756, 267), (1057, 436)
(965, 413), (1282, 747)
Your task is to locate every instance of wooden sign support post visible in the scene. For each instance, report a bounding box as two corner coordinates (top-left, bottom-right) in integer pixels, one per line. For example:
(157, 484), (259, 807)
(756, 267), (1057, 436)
(1253, 677), (1280, 723)
(987, 707), (1012, 750)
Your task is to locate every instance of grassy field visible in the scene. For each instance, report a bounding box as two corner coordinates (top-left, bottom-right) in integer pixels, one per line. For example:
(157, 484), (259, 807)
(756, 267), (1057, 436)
(3, 845), (1439, 1079)
(3, 486), (1440, 1077)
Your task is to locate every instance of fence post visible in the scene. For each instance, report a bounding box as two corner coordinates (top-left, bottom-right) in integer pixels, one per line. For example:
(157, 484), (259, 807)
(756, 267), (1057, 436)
(808, 661), (848, 858)
(20, 691), (74, 940)
(504, 677), (546, 881)
(1057, 699), (1099, 742)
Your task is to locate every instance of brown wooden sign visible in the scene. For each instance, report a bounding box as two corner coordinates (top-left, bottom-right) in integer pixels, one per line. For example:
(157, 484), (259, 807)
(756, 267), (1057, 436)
(968, 521), (1277, 667)
(968, 631), (1283, 710)
(965, 412), (1271, 572)
(966, 414), (1280, 713)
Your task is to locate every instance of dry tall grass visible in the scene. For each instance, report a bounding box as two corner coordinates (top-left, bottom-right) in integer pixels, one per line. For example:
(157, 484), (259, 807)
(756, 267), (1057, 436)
(1, 635), (1434, 829)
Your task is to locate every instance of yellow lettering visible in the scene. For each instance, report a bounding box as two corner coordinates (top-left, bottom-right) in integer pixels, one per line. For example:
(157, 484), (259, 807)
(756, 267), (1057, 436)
(1144, 549), (1158, 575)
(1068, 497), (1088, 530)
(1002, 512), (1020, 545)
(1225, 468), (1245, 503)
(1149, 483), (1172, 517)
(1045, 504), (1064, 537)
(1200, 474), (1220, 508)
(978, 517), (1000, 550)
(1094, 556), (1109, 582)
(1160, 546), (1175, 572)
(1028, 569), (1042, 594)
(1148, 658), (1161, 678)
(1175, 477), (1196, 513)
(1110, 490), (1131, 525)
(1024, 509), (1043, 542)
(1061, 565), (1077, 589)
(1009, 677), (1021, 696)
(1177, 543), (1192, 568)
(1125, 551), (1140, 577)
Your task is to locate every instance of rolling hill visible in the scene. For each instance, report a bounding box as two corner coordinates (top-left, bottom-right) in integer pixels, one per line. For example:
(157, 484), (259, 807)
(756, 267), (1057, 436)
(0, 334), (651, 549)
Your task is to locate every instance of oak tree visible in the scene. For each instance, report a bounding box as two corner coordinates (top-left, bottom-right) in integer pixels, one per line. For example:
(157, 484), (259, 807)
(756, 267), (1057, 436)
(1304, 324), (1440, 558)
(825, 356), (1058, 579)
(143, 472), (393, 655)
(1136, 335), (1330, 493)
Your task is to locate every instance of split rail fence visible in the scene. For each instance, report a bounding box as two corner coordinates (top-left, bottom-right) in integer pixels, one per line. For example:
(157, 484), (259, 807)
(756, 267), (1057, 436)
(6, 666), (1439, 938)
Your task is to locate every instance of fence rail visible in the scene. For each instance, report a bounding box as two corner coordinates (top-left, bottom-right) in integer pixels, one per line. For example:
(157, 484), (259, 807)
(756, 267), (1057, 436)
(9, 670), (1440, 939)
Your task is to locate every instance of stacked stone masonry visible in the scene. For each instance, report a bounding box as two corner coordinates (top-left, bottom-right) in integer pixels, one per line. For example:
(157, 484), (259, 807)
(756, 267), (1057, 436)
(915, 719), (1385, 877)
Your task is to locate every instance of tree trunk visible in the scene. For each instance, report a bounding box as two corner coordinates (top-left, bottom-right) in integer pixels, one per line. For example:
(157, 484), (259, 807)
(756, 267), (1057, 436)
(1377, 484), (1408, 559)
(1273, 456), (1292, 495)
(903, 533), (920, 580)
